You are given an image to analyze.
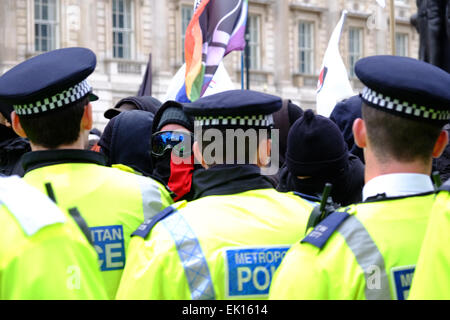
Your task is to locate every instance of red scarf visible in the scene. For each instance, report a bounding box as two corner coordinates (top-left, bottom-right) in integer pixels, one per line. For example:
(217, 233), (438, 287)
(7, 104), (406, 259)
(168, 154), (195, 201)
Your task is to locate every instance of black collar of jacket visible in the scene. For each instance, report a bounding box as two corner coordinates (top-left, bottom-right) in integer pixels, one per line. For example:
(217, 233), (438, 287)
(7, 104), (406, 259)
(192, 164), (275, 200)
(22, 149), (107, 174)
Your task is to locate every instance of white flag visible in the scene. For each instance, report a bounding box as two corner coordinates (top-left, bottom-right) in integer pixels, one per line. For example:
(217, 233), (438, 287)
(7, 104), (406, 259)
(316, 10), (354, 118)
(376, 0), (386, 8)
(163, 61), (235, 102)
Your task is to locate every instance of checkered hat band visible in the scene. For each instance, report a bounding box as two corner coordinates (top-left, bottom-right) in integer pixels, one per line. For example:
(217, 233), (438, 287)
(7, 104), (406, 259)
(194, 114), (274, 127)
(361, 87), (450, 121)
(13, 80), (92, 116)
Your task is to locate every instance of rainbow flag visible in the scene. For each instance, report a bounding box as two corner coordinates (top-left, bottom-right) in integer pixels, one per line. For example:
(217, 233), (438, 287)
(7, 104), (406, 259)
(176, 0), (248, 102)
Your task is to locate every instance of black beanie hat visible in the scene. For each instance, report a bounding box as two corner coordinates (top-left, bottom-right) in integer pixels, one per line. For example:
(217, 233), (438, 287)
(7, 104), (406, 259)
(286, 109), (348, 177)
(104, 96), (162, 119)
(152, 100), (194, 133)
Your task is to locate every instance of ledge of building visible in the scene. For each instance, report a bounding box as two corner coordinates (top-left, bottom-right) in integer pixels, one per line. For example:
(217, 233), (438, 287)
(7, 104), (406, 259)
(346, 11), (371, 20)
(250, 0), (274, 6)
(292, 73), (319, 88)
(235, 68), (275, 86)
(103, 58), (147, 75)
(289, 3), (327, 14)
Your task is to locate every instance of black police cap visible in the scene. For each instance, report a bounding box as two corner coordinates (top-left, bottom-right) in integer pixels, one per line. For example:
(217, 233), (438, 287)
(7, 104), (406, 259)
(183, 90), (282, 128)
(355, 55), (450, 125)
(0, 47), (98, 117)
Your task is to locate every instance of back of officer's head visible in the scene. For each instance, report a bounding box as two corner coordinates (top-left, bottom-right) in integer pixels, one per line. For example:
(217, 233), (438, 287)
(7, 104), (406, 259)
(362, 104), (442, 164)
(183, 90), (281, 168)
(0, 47), (98, 150)
(18, 96), (89, 149)
(354, 55), (450, 165)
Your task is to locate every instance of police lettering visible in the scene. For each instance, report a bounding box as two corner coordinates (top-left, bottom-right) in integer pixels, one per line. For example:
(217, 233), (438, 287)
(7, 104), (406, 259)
(226, 247), (290, 297)
(91, 225), (126, 271)
(234, 249), (286, 265)
(236, 265), (276, 292)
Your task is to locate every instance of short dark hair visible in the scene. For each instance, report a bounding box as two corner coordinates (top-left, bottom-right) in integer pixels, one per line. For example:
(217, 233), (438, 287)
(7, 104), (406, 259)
(19, 96), (89, 149)
(195, 126), (271, 166)
(362, 103), (442, 163)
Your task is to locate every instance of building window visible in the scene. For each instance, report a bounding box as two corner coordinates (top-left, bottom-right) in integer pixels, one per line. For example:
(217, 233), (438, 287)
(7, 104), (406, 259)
(112, 0), (133, 59)
(395, 33), (409, 56)
(348, 27), (363, 78)
(34, 0), (58, 52)
(181, 5), (194, 62)
(298, 21), (314, 74)
(248, 14), (261, 70)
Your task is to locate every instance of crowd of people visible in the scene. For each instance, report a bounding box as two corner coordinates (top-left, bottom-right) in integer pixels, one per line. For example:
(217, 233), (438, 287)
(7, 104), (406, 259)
(0, 46), (449, 301)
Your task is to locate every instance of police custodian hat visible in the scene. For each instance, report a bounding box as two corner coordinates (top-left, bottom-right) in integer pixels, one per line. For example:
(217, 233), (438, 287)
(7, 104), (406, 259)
(355, 55), (450, 125)
(0, 47), (98, 117)
(183, 90), (282, 128)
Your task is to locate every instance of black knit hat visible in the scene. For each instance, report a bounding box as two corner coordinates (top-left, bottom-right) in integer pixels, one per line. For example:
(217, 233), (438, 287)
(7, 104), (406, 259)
(104, 96), (162, 119)
(286, 109), (348, 177)
(152, 100), (194, 133)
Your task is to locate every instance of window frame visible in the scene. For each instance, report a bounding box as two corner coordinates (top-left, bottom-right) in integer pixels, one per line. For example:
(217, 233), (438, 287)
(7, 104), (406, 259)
(395, 32), (409, 57)
(180, 4), (194, 63)
(34, 0), (59, 53)
(112, 0), (135, 60)
(348, 26), (363, 78)
(247, 13), (262, 71)
(298, 20), (315, 75)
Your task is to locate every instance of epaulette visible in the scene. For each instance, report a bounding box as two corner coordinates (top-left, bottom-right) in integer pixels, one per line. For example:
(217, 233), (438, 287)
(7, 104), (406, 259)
(439, 182), (450, 192)
(293, 191), (321, 205)
(301, 209), (350, 249)
(132, 206), (176, 238)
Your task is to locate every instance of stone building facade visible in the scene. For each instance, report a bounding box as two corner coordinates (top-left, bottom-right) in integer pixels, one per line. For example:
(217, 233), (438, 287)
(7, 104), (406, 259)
(0, 0), (419, 130)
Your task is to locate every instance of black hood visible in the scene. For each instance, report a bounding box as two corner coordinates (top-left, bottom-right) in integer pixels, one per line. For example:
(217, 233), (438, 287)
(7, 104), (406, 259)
(99, 110), (154, 176)
(277, 153), (365, 206)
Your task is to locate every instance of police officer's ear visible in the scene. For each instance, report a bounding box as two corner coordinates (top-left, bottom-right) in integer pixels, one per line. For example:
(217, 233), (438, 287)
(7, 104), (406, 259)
(81, 103), (93, 132)
(193, 141), (209, 169)
(10, 111), (27, 138)
(257, 138), (271, 167)
(432, 129), (449, 159)
(352, 118), (367, 149)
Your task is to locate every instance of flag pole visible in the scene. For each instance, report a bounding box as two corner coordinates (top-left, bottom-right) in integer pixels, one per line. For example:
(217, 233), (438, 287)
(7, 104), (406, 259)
(241, 53), (245, 90)
(244, 7), (250, 90)
(390, 0), (396, 55)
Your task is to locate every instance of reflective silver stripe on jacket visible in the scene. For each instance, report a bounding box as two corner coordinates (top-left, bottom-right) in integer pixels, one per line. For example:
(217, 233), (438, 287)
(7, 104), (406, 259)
(338, 215), (392, 300)
(162, 211), (216, 300)
(137, 175), (164, 221)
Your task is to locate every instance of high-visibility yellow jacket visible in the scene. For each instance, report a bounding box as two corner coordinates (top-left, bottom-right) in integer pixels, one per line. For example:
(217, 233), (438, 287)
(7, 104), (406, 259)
(116, 186), (315, 300)
(0, 176), (107, 299)
(22, 150), (173, 299)
(409, 184), (450, 300)
(269, 192), (436, 300)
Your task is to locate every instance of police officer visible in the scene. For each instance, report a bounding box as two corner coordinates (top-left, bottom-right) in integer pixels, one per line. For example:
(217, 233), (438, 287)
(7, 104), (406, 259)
(0, 176), (107, 299)
(0, 47), (173, 299)
(409, 180), (450, 299)
(269, 55), (450, 300)
(116, 90), (315, 300)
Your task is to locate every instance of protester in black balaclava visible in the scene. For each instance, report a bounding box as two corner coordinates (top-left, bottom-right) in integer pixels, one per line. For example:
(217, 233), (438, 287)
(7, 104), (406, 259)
(151, 101), (198, 202)
(0, 101), (30, 176)
(330, 95), (364, 164)
(278, 109), (364, 206)
(98, 110), (155, 177)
